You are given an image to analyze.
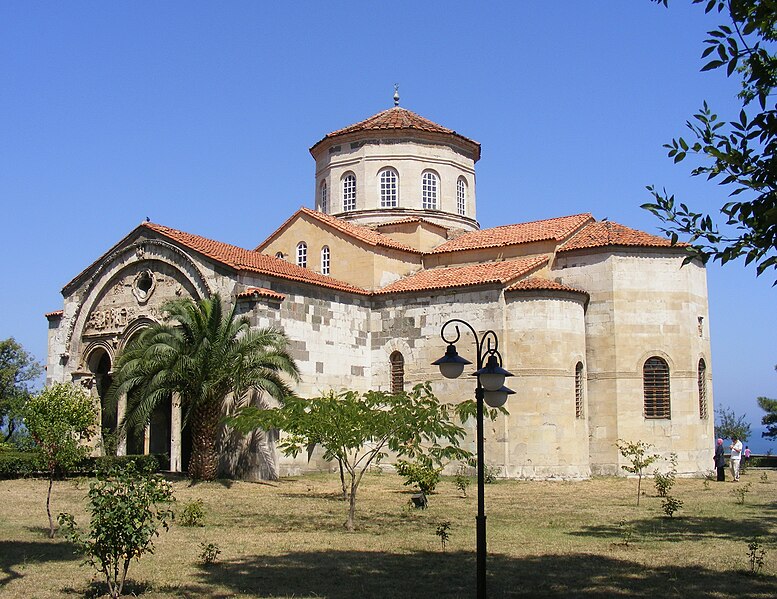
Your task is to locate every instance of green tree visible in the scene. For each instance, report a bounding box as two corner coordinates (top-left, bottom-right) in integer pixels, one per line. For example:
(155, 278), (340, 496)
(108, 293), (299, 481)
(715, 404), (752, 440)
(58, 463), (175, 599)
(24, 382), (97, 537)
(616, 439), (660, 505)
(0, 337), (43, 443)
(757, 364), (777, 438)
(644, 1), (777, 280)
(230, 384), (477, 531)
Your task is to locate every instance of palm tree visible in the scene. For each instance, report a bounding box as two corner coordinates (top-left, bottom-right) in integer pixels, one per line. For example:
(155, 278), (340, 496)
(108, 293), (299, 480)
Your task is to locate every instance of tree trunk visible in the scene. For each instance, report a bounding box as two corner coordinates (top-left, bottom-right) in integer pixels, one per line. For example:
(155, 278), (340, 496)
(346, 478), (357, 531)
(338, 459), (347, 500)
(46, 475), (55, 538)
(188, 400), (221, 480)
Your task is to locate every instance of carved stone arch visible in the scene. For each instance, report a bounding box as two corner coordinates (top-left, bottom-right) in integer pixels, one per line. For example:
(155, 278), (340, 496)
(634, 349), (676, 373)
(66, 238), (211, 354)
(383, 338), (413, 393)
(119, 316), (160, 351)
(83, 340), (115, 372)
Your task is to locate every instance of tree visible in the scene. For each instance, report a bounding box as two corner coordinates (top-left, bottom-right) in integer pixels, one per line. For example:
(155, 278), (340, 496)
(757, 363), (777, 438)
(715, 404), (752, 440)
(0, 337), (43, 443)
(230, 383), (478, 531)
(108, 293), (299, 481)
(643, 1), (777, 280)
(616, 439), (659, 505)
(24, 382), (97, 537)
(58, 463), (175, 599)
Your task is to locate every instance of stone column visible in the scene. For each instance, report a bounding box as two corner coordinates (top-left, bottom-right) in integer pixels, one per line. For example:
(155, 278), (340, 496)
(144, 423), (150, 455)
(170, 393), (182, 472)
(117, 392), (127, 456)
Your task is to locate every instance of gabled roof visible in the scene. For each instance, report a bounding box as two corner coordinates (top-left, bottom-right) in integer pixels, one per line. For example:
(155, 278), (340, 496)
(506, 277), (588, 296)
(375, 256), (548, 295)
(45, 310), (64, 319)
(255, 207), (423, 254)
(309, 107), (481, 160)
(236, 287), (286, 302)
(429, 213), (594, 254)
(373, 216), (450, 232)
(558, 220), (685, 253)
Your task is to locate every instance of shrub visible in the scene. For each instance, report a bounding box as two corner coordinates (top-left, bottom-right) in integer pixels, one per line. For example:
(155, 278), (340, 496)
(759, 472), (769, 484)
(484, 464), (501, 484)
(435, 521), (451, 551)
(748, 539), (767, 575)
(733, 482), (752, 504)
(661, 495), (683, 518)
(179, 499), (206, 527)
(654, 453), (677, 497)
(0, 450), (38, 479)
(199, 542), (221, 566)
(395, 459), (442, 495)
(58, 463), (175, 599)
(453, 464), (471, 497)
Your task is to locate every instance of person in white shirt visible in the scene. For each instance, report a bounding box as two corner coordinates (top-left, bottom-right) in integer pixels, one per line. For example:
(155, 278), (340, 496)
(729, 436), (743, 482)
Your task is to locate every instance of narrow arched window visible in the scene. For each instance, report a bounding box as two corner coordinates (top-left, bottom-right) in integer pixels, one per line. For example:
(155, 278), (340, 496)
(457, 177), (467, 216)
(321, 246), (330, 276)
(643, 357), (670, 419)
(320, 181), (328, 213)
(379, 168), (398, 207)
(342, 173), (356, 212)
(698, 358), (708, 419)
(296, 242), (307, 268)
(422, 171), (438, 209)
(575, 362), (584, 419)
(390, 351), (404, 394)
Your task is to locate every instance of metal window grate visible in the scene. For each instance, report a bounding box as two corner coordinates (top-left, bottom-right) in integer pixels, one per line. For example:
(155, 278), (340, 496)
(457, 178), (466, 216)
(390, 351), (404, 394)
(643, 357), (670, 419)
(342, 174), (356, 211)
(698, 358), (708, 419)
(575, 361), (584, 419)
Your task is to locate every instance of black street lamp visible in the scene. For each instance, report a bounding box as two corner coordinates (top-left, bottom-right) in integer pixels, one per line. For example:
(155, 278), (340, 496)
(432, 319), (513, 599)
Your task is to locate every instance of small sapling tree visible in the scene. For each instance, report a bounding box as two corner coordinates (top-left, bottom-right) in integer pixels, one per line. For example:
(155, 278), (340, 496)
(654, 452), (678, 497)
(616, 439), (659, 506)
(24, 382), (97, 537)
(395, 457), (442, 495)
(58, 463), (174, 598)
(230, 383), (479, 531)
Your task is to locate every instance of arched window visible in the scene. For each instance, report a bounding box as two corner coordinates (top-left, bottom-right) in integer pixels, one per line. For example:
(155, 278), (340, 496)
(575, 362), (584, 419)
(698, 358), (708, 419)
(275, 251), (284, 259)
(422, 171), (438, 210)
(296, 242), (307, 268)
(342, 173), (356, 212)
(320, 181), (328, 213)
(321, 246), (330, 276)
(390, 351), (404, 394)
(379, 168), (398, 207)
(643, 357), (671, 419)
(457, 177), (467, 216)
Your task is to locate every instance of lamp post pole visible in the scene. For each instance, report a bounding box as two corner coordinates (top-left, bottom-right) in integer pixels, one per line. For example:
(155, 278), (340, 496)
(433, 319), (512, 599)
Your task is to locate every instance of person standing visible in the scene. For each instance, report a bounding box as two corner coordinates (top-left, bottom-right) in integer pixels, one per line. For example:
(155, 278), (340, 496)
(714, 438), (726, 481)
(730, 436), (743, 482)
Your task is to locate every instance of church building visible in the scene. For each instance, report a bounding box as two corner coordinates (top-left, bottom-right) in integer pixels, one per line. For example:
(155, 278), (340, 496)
(45, 98), (715, 479)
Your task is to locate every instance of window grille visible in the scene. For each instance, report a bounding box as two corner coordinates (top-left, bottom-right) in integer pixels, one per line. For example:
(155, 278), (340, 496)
(296, 242), (307, 268)
(422, 171), (438, 209)
(575, 362), (584, 419)
(643, 357), (670, 419)
(342, 174), (356, 211)
(380, 169), (398, 207)
(320, 181), (328, 213)
(390, 351), (404, 394)
(457, 177), (467, 216)
(698, 358), (708, 419)
(321, 246), (330, 276)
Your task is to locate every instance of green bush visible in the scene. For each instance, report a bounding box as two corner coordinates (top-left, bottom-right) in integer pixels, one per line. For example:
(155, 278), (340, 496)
(179, 499), (206, 527)
(395, 459), (442, 494)
(0, 450), (39, 478)
(0, 452), (162, 480)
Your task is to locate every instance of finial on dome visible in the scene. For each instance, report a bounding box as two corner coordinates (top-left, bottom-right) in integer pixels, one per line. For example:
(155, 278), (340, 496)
(393, 83), (399, 107)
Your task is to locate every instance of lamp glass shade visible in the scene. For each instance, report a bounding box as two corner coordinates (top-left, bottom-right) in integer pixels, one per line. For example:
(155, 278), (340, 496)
(479, 372), (506, 392)
(484, 385), (515, 408)
(439, 361), (465, 379)
(432, 344), (472, 379)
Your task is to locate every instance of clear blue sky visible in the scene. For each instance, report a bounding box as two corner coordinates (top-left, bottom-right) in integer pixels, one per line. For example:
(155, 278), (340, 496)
(1, 1), (773, 451)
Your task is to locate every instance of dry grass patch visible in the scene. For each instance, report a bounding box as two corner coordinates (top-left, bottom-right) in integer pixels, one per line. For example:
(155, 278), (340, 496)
(0, 469), (775, 598)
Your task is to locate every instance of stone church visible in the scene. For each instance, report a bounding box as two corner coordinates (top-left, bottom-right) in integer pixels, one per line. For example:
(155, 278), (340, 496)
(45, 100), (715, 479)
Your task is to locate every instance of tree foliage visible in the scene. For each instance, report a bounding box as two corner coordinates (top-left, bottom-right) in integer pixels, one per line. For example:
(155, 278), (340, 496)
(230, 383), (484, 531)
(108, 293), (299, 481)
(715, 404), (752, 440)
(24, 382), (97, 537)
(58, 463), (175, 599)
(757, 363), (777, 438)
(0, 337), (43, 443)
(616, 439), (660, 505)
(644, 0), (777, 280)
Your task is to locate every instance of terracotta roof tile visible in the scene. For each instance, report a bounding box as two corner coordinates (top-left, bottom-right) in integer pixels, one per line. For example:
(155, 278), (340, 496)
(45, 310), (64, 319)
(236, 287), (286, 301)
(506, 278), (588, 296)
(375, 256), (548, 295)
(558, 221), (687, 253)
(373, 217), (449, 231)
(310, 107), (480, 159)
(430, 214), (594, 254)
(142, 222), (369, 295)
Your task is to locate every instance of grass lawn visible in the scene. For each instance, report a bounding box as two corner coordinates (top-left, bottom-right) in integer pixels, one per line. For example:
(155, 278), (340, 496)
(0, 468), (775, 598)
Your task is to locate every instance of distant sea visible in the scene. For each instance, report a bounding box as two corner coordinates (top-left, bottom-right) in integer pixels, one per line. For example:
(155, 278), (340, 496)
(745, 424), (776, 455)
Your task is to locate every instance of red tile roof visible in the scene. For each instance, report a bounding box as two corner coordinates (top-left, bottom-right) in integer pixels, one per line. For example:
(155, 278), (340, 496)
(142, 222), (369, 295)
(373, 217), (450, 231)
(506, 278), (588, 296)
(236, 287), (286, 302)
(558, 221), (686, 253)
(310, 107), (481, 160)
(375, 256), (548, 295)
(430, 214), (594, 254)
(255, 207), (423, 254)
(45, 310), (64, 319)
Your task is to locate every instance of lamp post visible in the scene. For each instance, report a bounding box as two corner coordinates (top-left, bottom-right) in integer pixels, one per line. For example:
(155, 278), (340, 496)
(432, 319), (513, 599)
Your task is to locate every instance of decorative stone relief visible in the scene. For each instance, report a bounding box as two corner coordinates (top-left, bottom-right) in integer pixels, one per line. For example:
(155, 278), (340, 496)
(84, 305), (163, 336)
(132, 269), (156, 304)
